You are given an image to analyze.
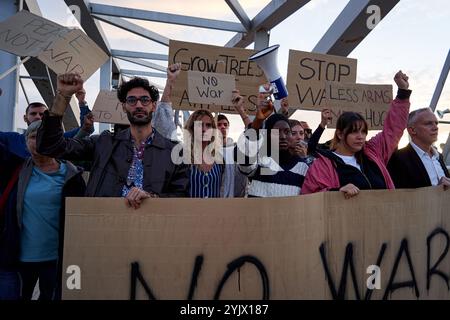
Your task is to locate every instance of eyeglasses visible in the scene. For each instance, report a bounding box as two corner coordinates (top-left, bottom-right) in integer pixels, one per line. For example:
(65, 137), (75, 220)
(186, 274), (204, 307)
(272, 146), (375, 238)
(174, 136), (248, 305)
(125, 96), (152, 106)
(304, 129), (312, 135)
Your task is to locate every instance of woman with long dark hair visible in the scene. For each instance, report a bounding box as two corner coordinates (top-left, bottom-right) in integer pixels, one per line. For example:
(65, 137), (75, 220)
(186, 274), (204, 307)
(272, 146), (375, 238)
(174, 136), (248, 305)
(301, 71), (411, 198)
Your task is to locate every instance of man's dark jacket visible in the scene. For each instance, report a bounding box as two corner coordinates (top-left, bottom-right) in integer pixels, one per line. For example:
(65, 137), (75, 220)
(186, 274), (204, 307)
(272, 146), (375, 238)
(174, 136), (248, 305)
(387, 143), (450, 188)
(37, 112), (189, 197)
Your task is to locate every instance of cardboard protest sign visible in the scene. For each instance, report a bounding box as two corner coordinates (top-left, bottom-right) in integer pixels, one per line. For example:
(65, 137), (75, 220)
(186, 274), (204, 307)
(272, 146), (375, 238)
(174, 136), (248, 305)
(91, 90), (128, 125)
(286, 49), (357, 110)
(325, 83), (393, 130)
(63, 187), (450, 300)
(187, 71), (235, 106)
(38, 28), (109, 81)
(0, 10), (69, 57)
(168, 40), (267, 114)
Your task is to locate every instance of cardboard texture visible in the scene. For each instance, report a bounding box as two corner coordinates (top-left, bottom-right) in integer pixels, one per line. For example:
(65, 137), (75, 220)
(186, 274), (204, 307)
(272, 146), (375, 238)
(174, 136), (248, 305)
(38, 28), (109, 81)
(63, 187), (450, 300)
(187, 71), (235, 106)
(286, 49), (357, 111)
(0, 10), (69, 57)
(91, 90), (129, 125)
(325, 83), (393, 130)
(168, 40), (267, 114)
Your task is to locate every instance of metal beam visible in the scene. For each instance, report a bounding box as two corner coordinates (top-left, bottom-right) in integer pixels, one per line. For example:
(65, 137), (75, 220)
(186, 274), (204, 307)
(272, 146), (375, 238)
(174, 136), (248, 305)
(225, 0), (311, 48)
(90, 3), (246, 33)
(121, 69), (166, 79)
(254, 29), (270, 50)
(430, 49), (450, 112)
(225, 0), (251, 30)
(313, 0), (400, 56)
(111, 49), (168, 61)
(92, 14), (170, 46)
(116, 57), (166, 73)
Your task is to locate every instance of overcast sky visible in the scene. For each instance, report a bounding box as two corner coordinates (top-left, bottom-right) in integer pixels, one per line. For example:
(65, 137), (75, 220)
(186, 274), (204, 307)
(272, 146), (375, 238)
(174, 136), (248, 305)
(13, 0), (450, 148)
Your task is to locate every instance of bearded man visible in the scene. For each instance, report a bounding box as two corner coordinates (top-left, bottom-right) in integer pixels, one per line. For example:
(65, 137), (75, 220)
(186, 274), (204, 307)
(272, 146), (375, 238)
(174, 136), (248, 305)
(37, 64), (189, 208)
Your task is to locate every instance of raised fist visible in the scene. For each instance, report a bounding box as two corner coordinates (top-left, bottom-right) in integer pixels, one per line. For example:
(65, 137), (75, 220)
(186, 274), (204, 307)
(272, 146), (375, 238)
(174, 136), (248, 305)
(57, 73), (83, 97)
(394, 70), (409, 90)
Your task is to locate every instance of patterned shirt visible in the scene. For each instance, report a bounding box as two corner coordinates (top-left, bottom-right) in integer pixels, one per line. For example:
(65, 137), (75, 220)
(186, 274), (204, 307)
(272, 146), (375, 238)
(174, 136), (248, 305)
(122, 132), (154, 197)
(189, 163), (223, 198)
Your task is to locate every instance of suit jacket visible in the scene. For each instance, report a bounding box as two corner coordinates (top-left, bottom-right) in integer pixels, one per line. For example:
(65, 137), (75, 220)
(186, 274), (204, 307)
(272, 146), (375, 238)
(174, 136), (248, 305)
(387, 143), (450, 188)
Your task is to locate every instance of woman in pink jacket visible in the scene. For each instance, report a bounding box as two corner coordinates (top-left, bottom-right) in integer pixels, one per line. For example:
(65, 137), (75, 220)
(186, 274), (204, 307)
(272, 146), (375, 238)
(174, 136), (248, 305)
(301, 71), (411, 199)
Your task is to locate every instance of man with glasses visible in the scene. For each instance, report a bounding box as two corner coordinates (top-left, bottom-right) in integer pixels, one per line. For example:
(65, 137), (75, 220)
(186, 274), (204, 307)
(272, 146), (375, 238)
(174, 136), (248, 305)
(37, 63), (189, 208)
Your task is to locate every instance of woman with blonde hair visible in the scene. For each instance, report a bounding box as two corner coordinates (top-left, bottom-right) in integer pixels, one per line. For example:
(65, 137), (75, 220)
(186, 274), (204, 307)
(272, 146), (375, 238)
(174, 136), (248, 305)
(184, 110), (224, 198)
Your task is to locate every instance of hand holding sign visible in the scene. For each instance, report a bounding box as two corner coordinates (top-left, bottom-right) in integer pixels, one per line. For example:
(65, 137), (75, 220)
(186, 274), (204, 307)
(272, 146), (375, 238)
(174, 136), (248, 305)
(167, 62), (181, 81)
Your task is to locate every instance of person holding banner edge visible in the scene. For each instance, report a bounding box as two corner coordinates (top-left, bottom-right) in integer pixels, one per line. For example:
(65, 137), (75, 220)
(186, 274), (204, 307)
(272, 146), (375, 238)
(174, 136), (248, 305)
(301, 70), (411, 198)
(36, 64), (189, 209)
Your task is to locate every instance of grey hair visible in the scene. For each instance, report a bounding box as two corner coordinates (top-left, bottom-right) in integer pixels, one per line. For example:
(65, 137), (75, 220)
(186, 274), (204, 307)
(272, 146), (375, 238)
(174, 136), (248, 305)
(407, 108), (432, 127)
(25, 120), (42, 140)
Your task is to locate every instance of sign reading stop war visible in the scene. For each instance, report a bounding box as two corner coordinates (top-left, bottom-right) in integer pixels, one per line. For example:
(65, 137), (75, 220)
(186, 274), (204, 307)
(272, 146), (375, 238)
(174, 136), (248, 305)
(187, 71), (235, 106)
(38, 29), (109, 81)
(169, 40), (267, 114)
(92, 90), (129, 125)
(325, 83), (393, 130)
(0, 10), (69, 57)
(62, 187), (450, 300)
(286, 49), (357, 110)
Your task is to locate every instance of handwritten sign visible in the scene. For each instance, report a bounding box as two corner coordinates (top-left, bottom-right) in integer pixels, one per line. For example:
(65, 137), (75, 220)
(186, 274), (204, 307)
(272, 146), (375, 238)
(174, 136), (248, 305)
(91, 90), (128, 125)
(169, 40), (267, 114)
(38, 29), (108, 81)
(63, 187), (450, 300)
(187, 71), (235, 106)
(325, 83), (393, 130)
(0, 10), (69, 57)
(286, 49), (357, 110)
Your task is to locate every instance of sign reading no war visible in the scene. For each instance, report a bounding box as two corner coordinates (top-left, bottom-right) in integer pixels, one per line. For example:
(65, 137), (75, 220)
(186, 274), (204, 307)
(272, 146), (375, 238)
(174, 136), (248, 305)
(168, 40), (267, 113)
(63, 187), (450, 300)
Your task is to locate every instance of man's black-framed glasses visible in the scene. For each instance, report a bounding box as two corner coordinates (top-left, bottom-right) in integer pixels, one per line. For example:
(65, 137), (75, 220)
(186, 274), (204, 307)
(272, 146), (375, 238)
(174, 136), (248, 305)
(125, 96), (152, 106)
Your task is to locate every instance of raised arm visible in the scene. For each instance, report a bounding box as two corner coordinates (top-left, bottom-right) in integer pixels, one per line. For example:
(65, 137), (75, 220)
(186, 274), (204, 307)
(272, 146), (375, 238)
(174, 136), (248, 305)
(36, 73), (96, 161)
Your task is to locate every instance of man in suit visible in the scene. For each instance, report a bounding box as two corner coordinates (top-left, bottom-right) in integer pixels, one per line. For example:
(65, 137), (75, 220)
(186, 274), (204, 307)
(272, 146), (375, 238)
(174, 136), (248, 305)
(388, 108), (450, 189)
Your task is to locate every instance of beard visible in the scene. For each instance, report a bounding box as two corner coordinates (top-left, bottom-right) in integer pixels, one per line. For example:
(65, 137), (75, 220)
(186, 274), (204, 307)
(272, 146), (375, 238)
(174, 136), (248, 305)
(126, 109), (152, 126)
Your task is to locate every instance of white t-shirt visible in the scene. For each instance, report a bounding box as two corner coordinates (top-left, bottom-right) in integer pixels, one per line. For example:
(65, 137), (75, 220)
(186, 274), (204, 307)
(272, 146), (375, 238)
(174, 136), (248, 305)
(333, 152), (361, 171)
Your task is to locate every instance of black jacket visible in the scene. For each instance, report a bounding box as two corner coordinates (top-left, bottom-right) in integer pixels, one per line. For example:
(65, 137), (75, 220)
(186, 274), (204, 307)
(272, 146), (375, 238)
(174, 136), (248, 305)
(387, 143), (450, 188)
(37, 112), (189, 197)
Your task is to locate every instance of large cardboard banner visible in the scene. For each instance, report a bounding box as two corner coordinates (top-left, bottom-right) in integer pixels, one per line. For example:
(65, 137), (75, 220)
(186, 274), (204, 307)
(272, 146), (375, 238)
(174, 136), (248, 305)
(38, 29), (109, 81)
(0, 11), (108, 81)
(286, 49), (357, 111)
(168, 40), (267, 114)
(63, 187), (450, 300)
(0, 10), (69, 57)
(325, 83), (393, 130)
(91, 90), (128, 125)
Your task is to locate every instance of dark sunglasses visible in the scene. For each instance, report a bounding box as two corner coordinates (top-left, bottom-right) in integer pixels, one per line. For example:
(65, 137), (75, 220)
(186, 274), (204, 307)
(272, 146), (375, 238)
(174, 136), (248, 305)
(125, 96), (152, 106)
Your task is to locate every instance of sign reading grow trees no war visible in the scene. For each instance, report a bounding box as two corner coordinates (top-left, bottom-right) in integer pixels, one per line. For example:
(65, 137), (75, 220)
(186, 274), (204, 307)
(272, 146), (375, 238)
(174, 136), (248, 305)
(168, 40), (267, 114)
(0, 11), (108, 80)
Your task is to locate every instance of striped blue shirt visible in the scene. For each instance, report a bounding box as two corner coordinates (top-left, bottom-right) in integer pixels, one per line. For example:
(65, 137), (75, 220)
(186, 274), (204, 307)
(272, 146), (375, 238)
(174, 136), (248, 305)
(189, 163), (223, 198)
